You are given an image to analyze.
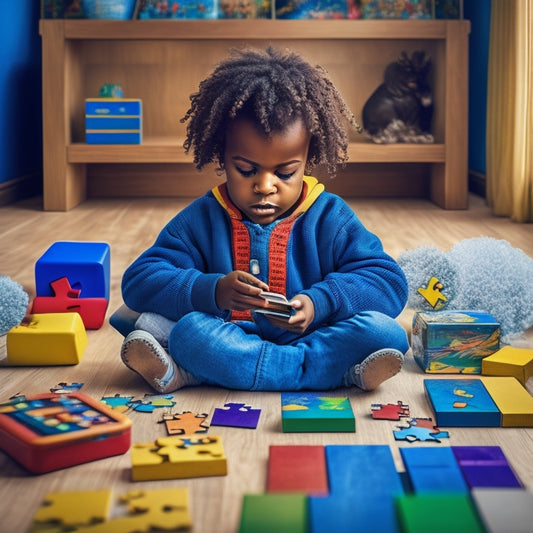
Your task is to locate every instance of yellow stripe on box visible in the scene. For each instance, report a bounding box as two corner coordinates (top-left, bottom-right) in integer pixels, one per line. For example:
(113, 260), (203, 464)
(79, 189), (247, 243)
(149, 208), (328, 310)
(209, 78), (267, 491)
(86, 130), (141, 133)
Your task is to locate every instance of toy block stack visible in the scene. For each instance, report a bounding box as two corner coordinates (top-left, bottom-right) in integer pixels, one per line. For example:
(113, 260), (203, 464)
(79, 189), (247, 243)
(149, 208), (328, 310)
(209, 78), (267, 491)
(7, 241), (110, 366)
(32, 241), (110, 329)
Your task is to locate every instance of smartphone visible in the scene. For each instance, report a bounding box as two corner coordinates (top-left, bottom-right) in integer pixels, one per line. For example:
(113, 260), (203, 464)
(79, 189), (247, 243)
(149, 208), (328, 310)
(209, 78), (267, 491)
(253, 291), (294, 319)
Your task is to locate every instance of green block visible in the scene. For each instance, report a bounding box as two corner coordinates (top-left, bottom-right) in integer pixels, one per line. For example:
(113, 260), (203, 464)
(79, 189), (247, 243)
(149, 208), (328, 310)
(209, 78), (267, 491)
(281, 392), (356, 432)
(238, 493), (308, 533)
(396, 493), (485, 533)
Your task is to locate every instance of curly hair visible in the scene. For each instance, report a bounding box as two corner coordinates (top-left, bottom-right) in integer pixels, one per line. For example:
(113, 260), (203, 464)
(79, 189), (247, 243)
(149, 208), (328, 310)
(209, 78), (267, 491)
(181, 46), (361, 176)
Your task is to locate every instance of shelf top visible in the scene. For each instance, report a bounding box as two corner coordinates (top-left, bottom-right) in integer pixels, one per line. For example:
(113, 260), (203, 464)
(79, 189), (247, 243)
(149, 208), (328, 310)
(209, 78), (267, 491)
(40, 19), (470, 41)
(67, 139), (445, 164)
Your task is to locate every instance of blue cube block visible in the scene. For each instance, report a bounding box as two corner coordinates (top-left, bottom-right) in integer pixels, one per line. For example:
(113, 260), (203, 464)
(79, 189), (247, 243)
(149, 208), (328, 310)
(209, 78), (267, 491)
(35, 241), (110, 300)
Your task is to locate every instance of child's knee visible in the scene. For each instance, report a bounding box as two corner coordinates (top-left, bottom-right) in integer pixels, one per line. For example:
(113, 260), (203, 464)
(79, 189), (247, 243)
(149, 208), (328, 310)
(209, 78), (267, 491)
(358, 311), (409, 352)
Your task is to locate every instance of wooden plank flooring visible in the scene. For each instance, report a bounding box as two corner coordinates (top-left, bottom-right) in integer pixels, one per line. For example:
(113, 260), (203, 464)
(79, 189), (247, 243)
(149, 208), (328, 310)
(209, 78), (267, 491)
(1, 193), (532, 532)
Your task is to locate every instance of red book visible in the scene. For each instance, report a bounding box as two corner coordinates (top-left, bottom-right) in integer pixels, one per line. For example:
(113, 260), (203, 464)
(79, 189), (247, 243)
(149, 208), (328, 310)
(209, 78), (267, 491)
(267, 445), (328, 496)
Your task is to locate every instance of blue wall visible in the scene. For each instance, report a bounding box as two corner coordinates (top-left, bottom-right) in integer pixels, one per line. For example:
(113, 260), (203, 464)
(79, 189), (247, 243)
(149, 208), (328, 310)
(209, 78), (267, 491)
(0, 1), (42, 188)
(464, 0), (491, 175)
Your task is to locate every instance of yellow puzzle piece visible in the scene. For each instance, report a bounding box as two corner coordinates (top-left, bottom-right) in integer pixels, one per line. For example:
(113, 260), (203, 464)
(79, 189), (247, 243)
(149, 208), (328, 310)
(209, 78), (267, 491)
(29, 488), (191, 532)
(131, 435), (227, 481)
(6, 313), (88, 365)
(31, 490), (111, 530)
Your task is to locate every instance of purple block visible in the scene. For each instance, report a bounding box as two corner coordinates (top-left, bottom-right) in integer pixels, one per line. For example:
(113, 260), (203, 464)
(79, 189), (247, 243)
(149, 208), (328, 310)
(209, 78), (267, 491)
(452, 446), (523, 488)
(211, 402), (261, 429)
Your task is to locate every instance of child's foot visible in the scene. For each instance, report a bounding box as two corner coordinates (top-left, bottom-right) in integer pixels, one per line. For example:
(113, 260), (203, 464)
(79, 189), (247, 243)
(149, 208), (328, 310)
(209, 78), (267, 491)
(120, 330), (198, 393)
(343, 348), (404, 391)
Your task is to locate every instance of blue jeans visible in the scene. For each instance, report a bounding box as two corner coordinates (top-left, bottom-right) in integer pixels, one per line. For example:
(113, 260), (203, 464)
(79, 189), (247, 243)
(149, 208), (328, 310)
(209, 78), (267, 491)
(161, 311), (408, 391)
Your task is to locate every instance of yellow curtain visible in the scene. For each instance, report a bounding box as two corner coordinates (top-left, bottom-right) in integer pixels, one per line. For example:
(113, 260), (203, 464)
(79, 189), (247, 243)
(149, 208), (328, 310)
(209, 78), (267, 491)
(486, 0), (533, 222)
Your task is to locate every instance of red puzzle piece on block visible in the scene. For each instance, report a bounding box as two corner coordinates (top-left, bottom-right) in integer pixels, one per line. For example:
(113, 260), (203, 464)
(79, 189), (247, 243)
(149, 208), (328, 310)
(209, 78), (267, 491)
(32, 277), (108, 329)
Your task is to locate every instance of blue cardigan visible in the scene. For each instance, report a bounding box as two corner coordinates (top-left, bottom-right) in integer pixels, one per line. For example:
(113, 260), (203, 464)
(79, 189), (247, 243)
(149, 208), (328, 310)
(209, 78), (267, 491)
(122, 176), (408, 327)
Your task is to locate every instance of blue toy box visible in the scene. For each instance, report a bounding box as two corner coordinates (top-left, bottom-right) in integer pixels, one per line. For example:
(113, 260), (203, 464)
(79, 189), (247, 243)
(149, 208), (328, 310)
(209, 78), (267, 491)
(411, 310), (500, 373)
(85, 98), (142, 144)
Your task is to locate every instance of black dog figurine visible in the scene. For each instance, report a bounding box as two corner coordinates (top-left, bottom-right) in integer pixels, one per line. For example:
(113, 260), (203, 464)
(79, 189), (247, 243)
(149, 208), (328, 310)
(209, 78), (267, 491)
(362, 50), (433, 144)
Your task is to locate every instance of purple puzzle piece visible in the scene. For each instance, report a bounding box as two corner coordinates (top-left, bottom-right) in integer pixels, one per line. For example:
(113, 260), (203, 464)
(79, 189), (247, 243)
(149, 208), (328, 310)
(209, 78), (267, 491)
(452, 446), (523, 488)
(211, 402), (261, 429)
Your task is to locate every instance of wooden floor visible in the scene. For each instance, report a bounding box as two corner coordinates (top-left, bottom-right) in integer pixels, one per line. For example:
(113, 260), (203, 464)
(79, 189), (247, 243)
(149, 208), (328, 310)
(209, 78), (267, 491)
(1, 193), (532, 532)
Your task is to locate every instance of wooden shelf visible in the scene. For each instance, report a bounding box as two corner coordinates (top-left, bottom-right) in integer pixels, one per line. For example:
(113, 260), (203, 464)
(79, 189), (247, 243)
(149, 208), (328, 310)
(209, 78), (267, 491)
(68, 139), (446, 164)
(60, 19), (455, 40)
(40, 19), (470, 210)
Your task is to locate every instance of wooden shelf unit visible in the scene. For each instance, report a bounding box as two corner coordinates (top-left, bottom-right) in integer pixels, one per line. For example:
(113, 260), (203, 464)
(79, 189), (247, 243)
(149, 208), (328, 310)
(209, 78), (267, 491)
(40, 19), (470, 211)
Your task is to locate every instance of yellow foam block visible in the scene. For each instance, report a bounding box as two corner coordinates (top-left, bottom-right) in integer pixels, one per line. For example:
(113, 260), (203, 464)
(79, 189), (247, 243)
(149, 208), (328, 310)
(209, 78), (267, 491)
(131, 435), (227, 481)
(480, 376), (533, 427)
(6, 313), (88, 365)
(482, 346), (533, 385)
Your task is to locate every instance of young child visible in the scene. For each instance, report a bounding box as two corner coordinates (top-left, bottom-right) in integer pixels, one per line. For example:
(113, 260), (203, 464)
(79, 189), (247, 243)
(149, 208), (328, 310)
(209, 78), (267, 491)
(120, 47), (409, 393)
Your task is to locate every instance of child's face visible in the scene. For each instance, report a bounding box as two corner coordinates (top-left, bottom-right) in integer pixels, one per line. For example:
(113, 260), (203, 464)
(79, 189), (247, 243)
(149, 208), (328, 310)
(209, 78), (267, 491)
(223, 116), (311, 225)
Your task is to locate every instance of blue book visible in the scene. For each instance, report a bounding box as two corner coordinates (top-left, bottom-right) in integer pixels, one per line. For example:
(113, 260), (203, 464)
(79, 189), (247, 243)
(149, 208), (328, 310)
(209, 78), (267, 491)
(424, 378), (501, 427)
(400, 447), (468, 493)
(316, 445), (403, 533)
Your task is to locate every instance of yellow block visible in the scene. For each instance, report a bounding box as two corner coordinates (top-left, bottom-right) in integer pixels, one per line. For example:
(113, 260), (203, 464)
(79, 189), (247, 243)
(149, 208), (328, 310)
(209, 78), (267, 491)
(480, 376), (533, 427)
(6, 313), (88, 365)
(482, 346), (533, 385)
(131, 435), (227, 481)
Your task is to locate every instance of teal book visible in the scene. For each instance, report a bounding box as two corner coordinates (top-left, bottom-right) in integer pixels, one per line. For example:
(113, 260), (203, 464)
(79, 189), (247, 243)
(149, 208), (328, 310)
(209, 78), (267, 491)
(281, 392), (355, 432)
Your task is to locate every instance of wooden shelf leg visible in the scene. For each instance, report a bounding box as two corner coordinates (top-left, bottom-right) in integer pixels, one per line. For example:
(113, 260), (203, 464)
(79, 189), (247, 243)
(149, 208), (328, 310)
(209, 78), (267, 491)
(41, 20), (87, 211)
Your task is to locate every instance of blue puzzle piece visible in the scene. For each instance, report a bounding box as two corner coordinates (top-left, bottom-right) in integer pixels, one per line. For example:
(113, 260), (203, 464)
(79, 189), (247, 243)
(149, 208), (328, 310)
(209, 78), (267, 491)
(100, 394), (134, 409)
(394, 418), (450, 443)
(128, 394), (175, 412)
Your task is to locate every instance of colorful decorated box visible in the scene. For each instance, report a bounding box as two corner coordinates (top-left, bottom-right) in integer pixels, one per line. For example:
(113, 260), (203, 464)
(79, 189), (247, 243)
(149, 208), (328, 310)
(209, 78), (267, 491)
(218, 0), (272, 19)
(137, 0), (217, 19)
(85, 98), (142, 144)
(411, 310), (500, 373)
(276, 0), (348, 19)
(0, 392), (131, 474)
(361, 0), (432, 19)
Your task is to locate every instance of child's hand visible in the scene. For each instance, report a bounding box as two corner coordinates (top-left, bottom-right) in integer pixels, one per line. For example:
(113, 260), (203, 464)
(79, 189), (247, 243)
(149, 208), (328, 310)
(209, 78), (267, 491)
(216, 270), (269, 311)
(266, 294), (315, 334)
